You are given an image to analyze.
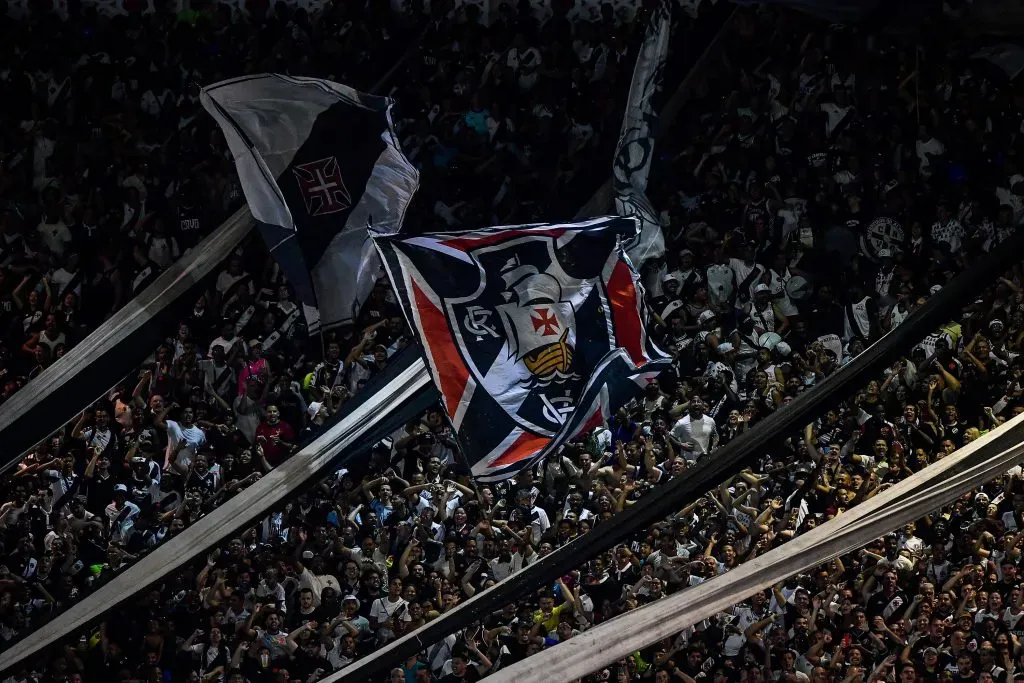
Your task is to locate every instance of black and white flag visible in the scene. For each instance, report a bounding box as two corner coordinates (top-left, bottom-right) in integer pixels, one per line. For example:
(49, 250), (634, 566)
(373, 217), (671, 482)
(612, 1), (671, 271)
(200, 74), (419, 332)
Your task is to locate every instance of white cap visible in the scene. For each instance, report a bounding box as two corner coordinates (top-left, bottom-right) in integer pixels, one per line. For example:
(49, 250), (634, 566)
(753, 283), (771, 294)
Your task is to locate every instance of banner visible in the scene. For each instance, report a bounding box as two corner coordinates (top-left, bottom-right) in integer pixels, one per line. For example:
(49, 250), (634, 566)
(612, 0), (672, 270)
(373, 217), (671, 481)
(972, 43), (1024, 80)
(201, 74), (419, 332)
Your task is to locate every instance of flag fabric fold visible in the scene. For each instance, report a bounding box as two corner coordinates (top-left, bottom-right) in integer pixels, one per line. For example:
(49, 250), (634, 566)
(373, 217), (671, 482)
(200, 74), (419, 332)
(612, 1), (672, 271)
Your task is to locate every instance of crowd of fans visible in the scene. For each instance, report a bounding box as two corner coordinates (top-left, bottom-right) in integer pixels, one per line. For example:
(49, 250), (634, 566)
(3, 2), (1024, 683)
(389, 0), (729, 230)
(0, 0), (416, 389)
(0, 0), (724, 678)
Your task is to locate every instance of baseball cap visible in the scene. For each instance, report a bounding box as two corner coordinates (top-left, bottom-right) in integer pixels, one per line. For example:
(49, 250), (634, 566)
(113, 484), (128, 494)
(342, 595), (360, 608)
(754, 283), (771, 294)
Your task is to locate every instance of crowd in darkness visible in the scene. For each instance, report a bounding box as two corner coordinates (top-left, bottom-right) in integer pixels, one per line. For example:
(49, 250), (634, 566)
(5, 1), (1024, 683)
(0, 0), (724, 679)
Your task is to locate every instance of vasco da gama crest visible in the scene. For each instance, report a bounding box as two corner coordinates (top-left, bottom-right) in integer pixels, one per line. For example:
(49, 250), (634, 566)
(373, 217), (671, 481)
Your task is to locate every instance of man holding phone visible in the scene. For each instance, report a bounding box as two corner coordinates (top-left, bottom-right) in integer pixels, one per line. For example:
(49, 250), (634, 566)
(370, 577), (411, 646)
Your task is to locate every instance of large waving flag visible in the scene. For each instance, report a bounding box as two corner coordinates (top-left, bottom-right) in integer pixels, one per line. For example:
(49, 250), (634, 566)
(201, 74), (419, 332)
(613, 0), (671, 270)
(373, 217), (671, 481)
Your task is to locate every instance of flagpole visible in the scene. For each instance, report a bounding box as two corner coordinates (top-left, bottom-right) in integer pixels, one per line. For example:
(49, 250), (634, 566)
(915, 46), (920, 125)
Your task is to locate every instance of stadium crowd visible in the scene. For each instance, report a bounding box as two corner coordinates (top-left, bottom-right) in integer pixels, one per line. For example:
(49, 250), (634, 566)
(2, 2), (1024, 683)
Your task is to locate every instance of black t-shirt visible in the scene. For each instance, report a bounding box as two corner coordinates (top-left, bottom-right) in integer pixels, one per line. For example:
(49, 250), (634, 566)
(804, 302), (845, 340)
(440, 669), (482, 683)
(83, 471), (116, 515)
(917, 663), (948, 683)
(0, 290), (15, 332)
(177, 202), (205, 249)
(312, 360), (343, 389)
(865, 588), (909, 623)
(743, 200), (772, 242)
(290, 648), (331, 682)
(129, 259), (161, 295)
(497, 635), (529, 666)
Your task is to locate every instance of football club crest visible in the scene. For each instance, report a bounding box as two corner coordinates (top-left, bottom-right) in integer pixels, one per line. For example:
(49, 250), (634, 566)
(446, 240), (587, 436)
(292, 156), (352, 216)
(373, 217), (671, 481)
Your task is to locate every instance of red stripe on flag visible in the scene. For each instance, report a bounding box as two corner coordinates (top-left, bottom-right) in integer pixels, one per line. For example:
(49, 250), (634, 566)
(579, 402), (606, 435)
(608, 260), (647, 366)
(489, 431), (550, 470)
(440, 229), (565, 252)
(411, 281), (469, 422)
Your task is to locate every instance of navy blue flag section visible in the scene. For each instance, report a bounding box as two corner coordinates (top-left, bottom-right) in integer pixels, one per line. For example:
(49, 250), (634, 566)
(200, 74), (419, 332)
(372, 217), (672, 482)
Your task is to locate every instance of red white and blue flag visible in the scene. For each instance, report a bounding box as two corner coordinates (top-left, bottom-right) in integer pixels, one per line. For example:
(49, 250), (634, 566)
(373, 217), (671, 482)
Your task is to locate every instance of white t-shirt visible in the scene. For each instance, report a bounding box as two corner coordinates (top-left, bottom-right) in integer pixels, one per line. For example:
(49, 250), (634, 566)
(43, 469), (77, 501)
(164, 420), (206, 470)
(820, 102), (851, 138)
(672, 415), (718, 459)
(215, 270), (253, 296)
(208, 335), (240, 357)
(369, 595), (411, 627)
(49, 267), (81, 297)
(916, 137), (945, 176)
(706, 264), (734, 308)
(104, 500), (141, 543)
(80, 426), (114, 452)
(728, 258), (765, 301)
(37, 219), (71, 257)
